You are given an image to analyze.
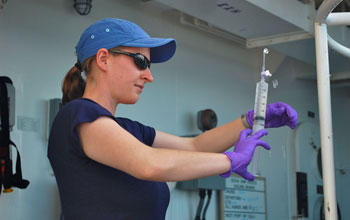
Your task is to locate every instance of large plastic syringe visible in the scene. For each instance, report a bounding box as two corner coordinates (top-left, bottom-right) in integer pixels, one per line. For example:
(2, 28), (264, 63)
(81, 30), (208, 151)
(248, 48), (271, 176)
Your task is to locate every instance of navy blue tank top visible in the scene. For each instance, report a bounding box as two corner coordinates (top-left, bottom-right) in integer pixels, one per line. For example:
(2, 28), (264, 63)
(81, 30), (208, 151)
(48, 98), (169, 220)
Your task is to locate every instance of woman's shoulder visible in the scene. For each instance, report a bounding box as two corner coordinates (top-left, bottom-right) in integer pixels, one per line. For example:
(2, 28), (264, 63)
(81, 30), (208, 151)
(59, 98), (113, 121)
(67, 98), (109, 112)
(65, 98), (99, 108)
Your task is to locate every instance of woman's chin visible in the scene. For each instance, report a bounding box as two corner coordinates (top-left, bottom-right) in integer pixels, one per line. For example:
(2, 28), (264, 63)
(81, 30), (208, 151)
(122, 96), (139, 105)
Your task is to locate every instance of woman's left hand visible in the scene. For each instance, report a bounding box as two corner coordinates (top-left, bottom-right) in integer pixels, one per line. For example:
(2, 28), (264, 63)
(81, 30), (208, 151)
(220, 129), (270, 181)
(246, 102), (298, 129)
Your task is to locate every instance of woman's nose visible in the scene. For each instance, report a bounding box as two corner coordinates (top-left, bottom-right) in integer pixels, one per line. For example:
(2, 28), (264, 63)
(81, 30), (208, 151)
(142, 69), (154, 82)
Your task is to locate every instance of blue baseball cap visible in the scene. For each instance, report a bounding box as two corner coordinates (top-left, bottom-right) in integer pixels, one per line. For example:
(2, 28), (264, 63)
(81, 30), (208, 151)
(75, 18), (176, 65)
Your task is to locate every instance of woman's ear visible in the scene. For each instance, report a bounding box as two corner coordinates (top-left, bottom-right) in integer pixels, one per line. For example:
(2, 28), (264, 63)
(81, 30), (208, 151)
(95, 48), (110, 71)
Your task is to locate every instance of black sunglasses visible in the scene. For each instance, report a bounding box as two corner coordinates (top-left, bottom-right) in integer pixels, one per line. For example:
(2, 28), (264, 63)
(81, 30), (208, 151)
(109, 50), (151, 70)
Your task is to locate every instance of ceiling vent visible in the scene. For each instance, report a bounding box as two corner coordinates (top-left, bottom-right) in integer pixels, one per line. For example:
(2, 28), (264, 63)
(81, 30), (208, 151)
(149, 0), (350, 77)
(153, 0), (315, 47)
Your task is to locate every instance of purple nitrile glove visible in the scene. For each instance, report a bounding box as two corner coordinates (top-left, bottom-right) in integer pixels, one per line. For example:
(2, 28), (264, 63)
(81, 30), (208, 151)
(246, 102), (298, 129)
(220, 129), (270, 181)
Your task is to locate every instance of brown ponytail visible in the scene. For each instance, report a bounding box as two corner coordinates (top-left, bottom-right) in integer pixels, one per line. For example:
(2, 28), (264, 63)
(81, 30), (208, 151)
(61, 65), (85, 105)
(61, 57), (95, 105)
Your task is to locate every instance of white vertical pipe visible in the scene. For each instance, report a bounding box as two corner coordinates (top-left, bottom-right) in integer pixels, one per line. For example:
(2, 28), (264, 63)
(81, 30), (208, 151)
(314, 22), (338, 220)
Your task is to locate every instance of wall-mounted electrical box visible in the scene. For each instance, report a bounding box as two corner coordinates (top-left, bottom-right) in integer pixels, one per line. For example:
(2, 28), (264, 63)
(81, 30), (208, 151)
(47, 98), (62, 139)
(176, 175), (226, 191)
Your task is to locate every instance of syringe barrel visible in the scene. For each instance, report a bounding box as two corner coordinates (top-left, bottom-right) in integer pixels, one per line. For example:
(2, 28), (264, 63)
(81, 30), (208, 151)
(249, 80), (269, 176)
(252, 81), (268, 134)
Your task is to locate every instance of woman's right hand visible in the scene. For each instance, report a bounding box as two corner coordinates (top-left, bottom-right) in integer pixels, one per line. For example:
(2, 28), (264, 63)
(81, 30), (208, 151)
(220, 129), (270, 181)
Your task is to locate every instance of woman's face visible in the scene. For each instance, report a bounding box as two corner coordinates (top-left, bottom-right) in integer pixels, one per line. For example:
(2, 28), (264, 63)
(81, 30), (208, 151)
(107, 47), (153, 105)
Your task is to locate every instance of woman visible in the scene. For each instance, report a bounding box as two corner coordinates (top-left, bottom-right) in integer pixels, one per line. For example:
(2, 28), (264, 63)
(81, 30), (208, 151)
(48, 18), (297, 220)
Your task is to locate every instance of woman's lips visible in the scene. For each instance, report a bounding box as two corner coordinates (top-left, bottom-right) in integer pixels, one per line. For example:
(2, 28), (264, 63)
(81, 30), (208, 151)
(135, 84), (144, 92)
